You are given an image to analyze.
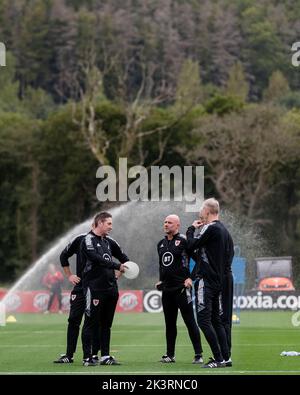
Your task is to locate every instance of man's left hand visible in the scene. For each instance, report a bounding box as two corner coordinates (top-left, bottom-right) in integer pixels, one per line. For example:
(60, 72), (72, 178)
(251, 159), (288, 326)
(184, 278), (193, 288)
(115, 270), (122, 279)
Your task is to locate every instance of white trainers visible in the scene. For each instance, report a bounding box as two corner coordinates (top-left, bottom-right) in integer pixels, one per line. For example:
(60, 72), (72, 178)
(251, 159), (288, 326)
(100, 356), (121, 365)
(202, 358), (226, 368)
(160, 355), (175, 363)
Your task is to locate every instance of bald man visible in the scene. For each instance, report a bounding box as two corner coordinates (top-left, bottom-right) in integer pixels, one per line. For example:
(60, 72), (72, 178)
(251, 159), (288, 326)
(156, 214), (203, 364)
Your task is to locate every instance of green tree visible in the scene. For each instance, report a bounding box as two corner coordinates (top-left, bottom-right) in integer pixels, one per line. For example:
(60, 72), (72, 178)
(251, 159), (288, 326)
(37, 105), (99, 248)
(0, 112), (40, 280)
(175, 59), (202, 111)
(263, 70), (290, 104)
(225, 62), (249, 102)
(241, 6), (286, 98)
(0, 52), (23, 113)
(0, 52), (55, 118)
(16, 1), (53, 96)
(179, 105), (297, 222)
(204, 94), (244, 116)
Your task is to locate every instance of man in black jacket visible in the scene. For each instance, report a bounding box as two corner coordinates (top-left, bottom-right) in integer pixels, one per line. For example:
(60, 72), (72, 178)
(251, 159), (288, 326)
(81, 212), (129, 366)
(186, 198), (234, 368)
(156, 214), (203, 364)
(53, 231), (102, 364)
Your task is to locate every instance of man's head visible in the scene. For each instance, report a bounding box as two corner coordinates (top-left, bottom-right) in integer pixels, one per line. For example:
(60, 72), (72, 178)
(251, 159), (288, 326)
(199, 198), (220, 224)
(92, 211), (113, 236)
(163, 214), (180, 236)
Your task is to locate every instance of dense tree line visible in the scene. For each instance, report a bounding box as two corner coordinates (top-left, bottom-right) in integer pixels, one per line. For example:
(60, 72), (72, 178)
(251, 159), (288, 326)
(0, 0), (299, 287)
(1, 0), (300, 102)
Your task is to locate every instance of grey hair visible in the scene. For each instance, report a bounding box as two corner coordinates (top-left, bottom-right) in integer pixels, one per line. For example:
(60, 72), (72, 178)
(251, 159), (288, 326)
(201, 198), (220, 215)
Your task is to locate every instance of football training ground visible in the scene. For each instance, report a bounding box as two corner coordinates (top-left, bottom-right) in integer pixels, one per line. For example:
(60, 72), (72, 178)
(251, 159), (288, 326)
(0, 311), (299, 375)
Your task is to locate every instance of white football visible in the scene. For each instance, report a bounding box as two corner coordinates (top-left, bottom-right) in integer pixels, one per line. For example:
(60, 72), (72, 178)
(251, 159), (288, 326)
(123, 261), (140, 280)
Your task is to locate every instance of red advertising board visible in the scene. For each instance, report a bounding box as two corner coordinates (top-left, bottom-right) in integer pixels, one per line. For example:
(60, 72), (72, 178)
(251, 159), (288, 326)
(1, 289), (143, 313)
(0, 288), (6, 301)
(116, 290), (143, 313)
(2, 291), (71, 313)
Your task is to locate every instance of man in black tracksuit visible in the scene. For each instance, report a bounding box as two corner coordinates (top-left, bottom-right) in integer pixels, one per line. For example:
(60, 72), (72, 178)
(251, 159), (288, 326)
(186, 198), (233, 368)
(156, 214), (203, 364)
(53, 232), (101, 363)
(81, 212), (129, 366)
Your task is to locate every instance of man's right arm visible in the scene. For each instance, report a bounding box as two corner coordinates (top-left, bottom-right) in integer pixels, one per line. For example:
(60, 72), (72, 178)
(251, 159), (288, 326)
(60, 236), (82, 285)
(60, 235), (83, 266)
(186, 224), (213, 252)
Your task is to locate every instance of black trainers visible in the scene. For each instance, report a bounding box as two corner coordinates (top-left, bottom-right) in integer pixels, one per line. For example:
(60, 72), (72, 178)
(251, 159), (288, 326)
(53, 354), (73, 364)
(224, 358), (232, 367)
(82, 357), (98, 366)
(192, 354), (203, 364)
(202, 358), (225, 368)
(160, 355), (175, 363)
(100, 356), (121, 365)
(92, 355), (99, 364)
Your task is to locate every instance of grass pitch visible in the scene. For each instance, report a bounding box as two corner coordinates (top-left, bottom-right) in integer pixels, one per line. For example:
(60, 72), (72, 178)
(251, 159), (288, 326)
(0, 311), (299, 375)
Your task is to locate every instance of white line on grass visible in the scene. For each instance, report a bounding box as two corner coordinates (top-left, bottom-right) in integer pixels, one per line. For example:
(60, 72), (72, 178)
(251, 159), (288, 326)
(0, 344), (298, 347)
(0, 328), (296, 334)
(0, 330), (166, 334)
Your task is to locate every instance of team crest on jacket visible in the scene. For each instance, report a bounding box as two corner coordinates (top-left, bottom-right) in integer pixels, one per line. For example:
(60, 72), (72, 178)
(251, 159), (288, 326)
(175, 240), (181, 246)
(71, 294), (76, 301)
(93, 299), (100, 306)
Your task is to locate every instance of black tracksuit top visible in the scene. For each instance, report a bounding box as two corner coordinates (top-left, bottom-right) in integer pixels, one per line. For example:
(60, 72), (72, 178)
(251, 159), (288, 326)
(60, 233), (86, 293)
(186, 221), (234, 290)
(157, 233), (190, 291)
(81, 231), (129, 293)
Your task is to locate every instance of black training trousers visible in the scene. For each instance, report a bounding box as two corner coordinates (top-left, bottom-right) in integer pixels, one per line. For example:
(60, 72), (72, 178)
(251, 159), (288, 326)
(81, 288), (119, 359)
(221, 273), (234, 357)
(162, 287), (202, 358)
(66, 290), (101, 358)
(194, 279), (229, 362)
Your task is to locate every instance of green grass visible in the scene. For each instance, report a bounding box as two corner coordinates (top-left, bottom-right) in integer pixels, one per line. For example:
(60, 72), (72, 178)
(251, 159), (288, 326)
(0, 311), (300, 375)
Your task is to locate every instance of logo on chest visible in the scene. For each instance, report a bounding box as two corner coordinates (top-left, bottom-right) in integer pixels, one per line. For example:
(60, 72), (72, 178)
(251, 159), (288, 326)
(162, 252), (174, 267)
(103, 253), (111, 261)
